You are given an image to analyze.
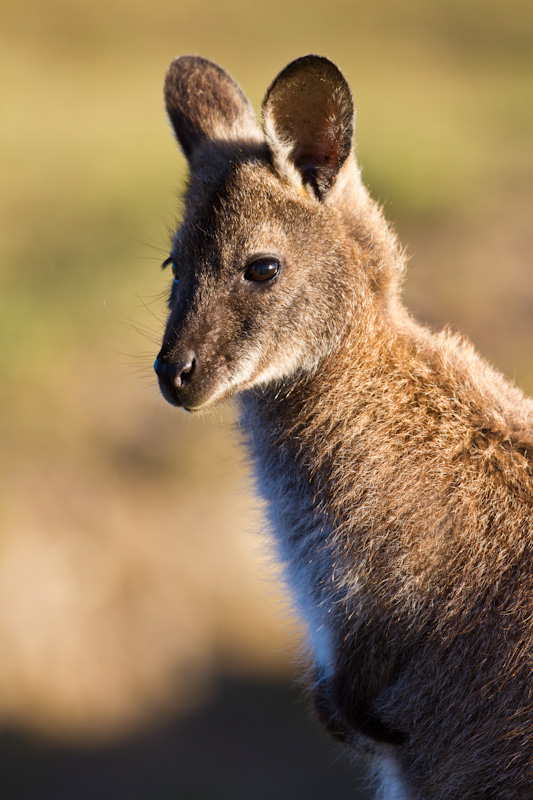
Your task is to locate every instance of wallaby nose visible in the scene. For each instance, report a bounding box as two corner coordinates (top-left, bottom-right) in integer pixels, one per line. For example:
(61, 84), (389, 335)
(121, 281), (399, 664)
(154, 352), (196, 396)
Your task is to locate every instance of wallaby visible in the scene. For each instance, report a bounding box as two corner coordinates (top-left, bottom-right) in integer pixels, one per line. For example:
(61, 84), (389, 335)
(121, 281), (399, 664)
(153, 55), (533, 799)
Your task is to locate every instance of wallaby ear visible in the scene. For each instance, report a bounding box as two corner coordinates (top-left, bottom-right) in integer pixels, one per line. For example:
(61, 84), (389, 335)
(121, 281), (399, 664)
(262, 55), (354, 198)
(164, 56), (261, 160)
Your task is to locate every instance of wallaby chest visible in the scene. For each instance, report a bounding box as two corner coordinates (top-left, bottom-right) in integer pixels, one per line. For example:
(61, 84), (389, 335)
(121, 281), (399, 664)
(240, 393), (344, 676)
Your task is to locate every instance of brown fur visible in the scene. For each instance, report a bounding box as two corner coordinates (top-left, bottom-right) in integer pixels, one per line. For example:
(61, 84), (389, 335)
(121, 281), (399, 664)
(154, 55), (533, 799)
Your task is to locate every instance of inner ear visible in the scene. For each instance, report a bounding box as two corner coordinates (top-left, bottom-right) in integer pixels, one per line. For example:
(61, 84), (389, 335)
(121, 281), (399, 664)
(262, 55), (354, 198)
(165, 56), (260, 160)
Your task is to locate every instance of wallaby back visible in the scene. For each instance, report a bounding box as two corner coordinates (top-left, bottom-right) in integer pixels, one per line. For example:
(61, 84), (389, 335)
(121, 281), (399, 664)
(154, 55), (533, 800)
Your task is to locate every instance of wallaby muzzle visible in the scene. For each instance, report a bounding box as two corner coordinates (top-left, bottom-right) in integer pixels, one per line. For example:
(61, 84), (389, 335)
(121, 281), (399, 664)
(154, 350), (197, 409)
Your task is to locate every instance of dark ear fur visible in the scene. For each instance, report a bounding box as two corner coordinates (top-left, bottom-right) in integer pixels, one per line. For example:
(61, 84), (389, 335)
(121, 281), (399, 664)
(262, 55), (354, 198)
(164, 56), (260, 159)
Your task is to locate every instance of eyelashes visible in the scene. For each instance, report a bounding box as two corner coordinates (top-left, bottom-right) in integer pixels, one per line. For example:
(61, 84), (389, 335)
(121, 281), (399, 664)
(162, 257), (179, 283)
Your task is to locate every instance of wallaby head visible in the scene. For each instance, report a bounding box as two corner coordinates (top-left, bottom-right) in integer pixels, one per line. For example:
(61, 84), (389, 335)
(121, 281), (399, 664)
(155, 55), (400, 412)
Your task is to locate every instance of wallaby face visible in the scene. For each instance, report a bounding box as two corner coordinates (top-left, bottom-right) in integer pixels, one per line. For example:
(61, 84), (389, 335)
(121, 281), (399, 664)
(154, 55), (533, 800)
(156, 158), (358, 411)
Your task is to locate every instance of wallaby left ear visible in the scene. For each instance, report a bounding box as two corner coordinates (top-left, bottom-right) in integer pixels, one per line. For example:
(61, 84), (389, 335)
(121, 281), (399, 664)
(262, 55), (354, 199)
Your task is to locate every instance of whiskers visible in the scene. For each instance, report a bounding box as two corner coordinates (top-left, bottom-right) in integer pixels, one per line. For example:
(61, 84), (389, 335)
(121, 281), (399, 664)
(104, 234), (174, 379)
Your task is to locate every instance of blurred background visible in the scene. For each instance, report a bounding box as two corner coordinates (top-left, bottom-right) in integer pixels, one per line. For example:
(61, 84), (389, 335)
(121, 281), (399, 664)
(1, 0), (532, 797)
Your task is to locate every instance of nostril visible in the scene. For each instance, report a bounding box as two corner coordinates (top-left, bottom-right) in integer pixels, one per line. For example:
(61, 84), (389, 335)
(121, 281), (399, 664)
(178, 356), (195, 386)
(154, 353), (196, 389)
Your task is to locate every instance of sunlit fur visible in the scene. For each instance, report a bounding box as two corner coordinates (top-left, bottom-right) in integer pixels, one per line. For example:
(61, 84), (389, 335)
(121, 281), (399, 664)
(155, 55), (533, 799)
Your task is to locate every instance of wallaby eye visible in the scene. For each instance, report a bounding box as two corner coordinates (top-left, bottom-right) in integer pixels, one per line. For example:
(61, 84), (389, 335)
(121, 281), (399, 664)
(244, 257), (280, 283)
(162, 256), (179, 283)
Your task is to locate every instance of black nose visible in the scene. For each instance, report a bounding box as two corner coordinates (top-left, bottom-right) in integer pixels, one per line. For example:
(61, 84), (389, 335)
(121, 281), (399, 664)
(154, 352), (196, 389)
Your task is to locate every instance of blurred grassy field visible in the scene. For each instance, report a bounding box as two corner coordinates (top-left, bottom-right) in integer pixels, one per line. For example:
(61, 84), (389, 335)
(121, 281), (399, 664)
(0, 0), (532, 787)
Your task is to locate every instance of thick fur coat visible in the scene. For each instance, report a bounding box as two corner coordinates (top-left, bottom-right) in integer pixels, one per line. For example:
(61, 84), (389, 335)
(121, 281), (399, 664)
(154, 55), (533, 799)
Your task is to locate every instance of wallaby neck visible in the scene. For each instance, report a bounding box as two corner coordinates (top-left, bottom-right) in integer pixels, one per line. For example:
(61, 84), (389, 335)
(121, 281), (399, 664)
(241, 301), (412, 436)
(240, 298), (533, 584)
(239, 307), (411, 500)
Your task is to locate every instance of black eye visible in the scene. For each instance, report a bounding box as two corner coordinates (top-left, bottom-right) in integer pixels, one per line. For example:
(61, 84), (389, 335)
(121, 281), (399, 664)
(162, 256), (179, 283)
(244, 257), (280, 283)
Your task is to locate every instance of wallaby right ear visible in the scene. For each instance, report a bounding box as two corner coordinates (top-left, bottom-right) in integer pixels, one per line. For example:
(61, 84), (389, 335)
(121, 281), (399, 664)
(164, 56), (260, 160)
(262, 56), (354, 199)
